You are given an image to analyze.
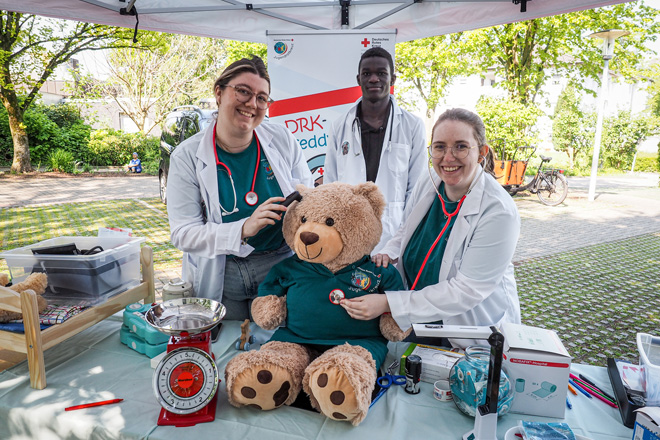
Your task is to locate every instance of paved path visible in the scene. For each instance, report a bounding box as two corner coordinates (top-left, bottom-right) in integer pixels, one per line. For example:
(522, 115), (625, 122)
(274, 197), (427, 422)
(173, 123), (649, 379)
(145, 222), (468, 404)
(0, 175), (159, 208)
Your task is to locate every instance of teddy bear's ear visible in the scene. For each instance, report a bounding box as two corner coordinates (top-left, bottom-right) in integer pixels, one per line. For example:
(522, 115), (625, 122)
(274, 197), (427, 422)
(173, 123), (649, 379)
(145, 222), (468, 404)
(295, 184), (309, 195)
(353, 182), (385, 220)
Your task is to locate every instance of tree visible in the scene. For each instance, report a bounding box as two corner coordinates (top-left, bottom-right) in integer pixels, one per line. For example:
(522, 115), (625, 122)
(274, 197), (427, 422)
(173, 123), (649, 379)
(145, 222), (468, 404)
(476, 96), (543, 160)
(224, 41), (267, 65)
(101, 33), (226, 134)
(469, 3), (660, 105)
(0, 12), (135, 173)
(395, 33), (477, 123)
(552, 83), (593, 168)
(602, 110), (658, 170)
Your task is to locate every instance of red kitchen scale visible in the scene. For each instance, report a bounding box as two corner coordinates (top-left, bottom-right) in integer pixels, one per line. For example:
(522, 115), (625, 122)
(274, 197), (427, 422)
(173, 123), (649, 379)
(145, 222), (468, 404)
(146, 298), (226, 427)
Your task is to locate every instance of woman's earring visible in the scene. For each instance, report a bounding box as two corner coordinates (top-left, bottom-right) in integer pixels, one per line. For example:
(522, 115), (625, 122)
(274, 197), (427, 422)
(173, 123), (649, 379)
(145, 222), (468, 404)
(479, 155), (487, 168)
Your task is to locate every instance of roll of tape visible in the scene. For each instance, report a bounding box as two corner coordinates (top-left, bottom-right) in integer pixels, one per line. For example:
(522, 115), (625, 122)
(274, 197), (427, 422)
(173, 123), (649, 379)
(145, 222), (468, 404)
(434, 380), (453, 402)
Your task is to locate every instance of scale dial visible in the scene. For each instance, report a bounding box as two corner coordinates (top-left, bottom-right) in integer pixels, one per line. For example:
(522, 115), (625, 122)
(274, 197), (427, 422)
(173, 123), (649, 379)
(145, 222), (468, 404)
(153, 347), (219, 415)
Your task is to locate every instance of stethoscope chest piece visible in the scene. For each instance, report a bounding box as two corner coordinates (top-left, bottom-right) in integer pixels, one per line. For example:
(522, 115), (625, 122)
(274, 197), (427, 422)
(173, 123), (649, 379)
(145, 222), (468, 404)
(245, 191), (258, 206)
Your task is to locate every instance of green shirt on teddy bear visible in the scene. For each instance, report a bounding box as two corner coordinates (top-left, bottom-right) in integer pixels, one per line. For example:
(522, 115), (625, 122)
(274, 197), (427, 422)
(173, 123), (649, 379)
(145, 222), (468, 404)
(258, 254), (404, 370)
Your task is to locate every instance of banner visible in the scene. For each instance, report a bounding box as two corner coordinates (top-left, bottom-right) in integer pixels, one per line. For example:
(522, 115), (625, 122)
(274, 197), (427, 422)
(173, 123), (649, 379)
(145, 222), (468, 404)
(267, 30), (396, 185)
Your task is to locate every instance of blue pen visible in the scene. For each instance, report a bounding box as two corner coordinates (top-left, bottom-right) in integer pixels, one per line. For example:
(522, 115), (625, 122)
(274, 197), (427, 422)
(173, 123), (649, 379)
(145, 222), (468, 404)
(566, 396), (573, 410)
(569, 378), (592, 398)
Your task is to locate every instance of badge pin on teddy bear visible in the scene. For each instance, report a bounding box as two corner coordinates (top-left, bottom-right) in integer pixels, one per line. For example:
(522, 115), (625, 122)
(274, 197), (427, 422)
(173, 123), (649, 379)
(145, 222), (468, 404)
(225, 182), (411, 426)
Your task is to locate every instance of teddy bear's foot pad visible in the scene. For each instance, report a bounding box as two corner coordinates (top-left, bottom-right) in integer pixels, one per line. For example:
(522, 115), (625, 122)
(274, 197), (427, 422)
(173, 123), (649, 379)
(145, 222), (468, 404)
(231, 365), (296, 410)
(308, 367), (361, 422)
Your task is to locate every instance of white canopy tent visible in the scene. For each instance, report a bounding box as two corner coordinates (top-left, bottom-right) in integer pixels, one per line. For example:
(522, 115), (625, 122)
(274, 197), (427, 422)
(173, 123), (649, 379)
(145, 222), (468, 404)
(0, 0), (631, 43)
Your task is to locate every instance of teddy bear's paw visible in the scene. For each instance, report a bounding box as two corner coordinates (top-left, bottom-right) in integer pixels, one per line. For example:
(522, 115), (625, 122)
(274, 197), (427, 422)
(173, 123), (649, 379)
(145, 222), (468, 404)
(224, 341), (309, 411)
(306, 366), (362, 423)
(303, 344), (377, 426)
(229, 364), (298, 410)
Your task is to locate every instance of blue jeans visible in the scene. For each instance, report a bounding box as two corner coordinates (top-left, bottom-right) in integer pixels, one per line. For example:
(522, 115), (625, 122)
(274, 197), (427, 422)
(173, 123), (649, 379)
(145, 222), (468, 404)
(222, 244), (292, 321)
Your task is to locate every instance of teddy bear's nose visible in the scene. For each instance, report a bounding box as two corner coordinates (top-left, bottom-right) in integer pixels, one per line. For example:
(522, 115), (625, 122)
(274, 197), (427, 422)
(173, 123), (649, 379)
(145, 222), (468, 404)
(299, 231), (319, 246)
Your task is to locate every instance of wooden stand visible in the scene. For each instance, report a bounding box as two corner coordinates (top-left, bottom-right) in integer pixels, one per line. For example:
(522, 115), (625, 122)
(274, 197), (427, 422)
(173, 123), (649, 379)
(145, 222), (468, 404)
(0, 245), (155, 389)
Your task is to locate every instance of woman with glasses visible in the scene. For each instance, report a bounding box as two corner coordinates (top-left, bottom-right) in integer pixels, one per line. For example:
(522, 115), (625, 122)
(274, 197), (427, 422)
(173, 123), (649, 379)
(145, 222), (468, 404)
(167, 56), (313, 321)
(340, 108), (520, 345)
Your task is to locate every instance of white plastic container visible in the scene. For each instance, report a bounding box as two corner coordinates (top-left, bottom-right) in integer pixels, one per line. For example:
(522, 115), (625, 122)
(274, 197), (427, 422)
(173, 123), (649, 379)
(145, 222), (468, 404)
(637, 332), (660, 406)
(0, 236), (144, 304)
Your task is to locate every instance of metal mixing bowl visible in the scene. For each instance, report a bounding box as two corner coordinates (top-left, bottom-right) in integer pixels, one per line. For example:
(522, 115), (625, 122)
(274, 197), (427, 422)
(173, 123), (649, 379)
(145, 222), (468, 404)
(145, 297), (226, 336)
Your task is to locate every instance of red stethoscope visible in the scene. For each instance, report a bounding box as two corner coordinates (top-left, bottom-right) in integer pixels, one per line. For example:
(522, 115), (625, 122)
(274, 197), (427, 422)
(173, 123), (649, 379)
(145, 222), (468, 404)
(409, 166), (470, 291)
(213, 122), (261, 216)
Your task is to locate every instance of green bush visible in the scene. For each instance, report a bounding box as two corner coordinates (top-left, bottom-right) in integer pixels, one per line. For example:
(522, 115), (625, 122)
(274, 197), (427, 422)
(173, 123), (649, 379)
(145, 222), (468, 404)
(0, 102), (93, 166)
(87, 129), (158, 167)
(48, 149), (76, 173)
(634, 156), (658, 172)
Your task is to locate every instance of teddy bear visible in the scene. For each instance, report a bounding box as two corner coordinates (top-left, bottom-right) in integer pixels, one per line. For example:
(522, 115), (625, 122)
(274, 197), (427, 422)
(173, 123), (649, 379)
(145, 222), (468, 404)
(0, 272), (49, 322)
(224, 182), (411, 426)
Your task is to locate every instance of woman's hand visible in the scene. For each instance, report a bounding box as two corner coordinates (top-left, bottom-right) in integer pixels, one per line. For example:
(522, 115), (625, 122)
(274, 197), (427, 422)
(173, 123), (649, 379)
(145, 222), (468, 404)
(340, 294), (390, 321)
(371, 253), (397, 268)
(241, 196), (287, 239)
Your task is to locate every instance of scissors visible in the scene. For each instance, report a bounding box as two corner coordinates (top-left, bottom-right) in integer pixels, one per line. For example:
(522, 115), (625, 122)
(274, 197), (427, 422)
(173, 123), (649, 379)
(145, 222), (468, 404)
(370, 360), (406, 408)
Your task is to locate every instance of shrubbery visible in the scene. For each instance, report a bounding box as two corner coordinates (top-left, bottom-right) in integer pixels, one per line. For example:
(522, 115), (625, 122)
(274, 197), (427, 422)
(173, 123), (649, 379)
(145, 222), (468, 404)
(0, 102), (159, 173)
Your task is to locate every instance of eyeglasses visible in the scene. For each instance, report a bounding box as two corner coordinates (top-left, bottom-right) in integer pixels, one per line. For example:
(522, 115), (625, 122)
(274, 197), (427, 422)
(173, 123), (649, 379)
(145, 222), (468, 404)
(224, 84), (274, 110)
(428, 143), (478, 160)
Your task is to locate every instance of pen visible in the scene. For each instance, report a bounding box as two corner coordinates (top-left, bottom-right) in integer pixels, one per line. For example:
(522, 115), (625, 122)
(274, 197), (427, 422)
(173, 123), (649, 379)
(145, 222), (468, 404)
(568, 384), (578, 395)
(65, 398), (123, 411)
(566, 396), (572, 410)
(580, 384), (618, 408)
(569, 378), (592, 398)
(573, 377), (617, 404)
(578, 373), (617, 402)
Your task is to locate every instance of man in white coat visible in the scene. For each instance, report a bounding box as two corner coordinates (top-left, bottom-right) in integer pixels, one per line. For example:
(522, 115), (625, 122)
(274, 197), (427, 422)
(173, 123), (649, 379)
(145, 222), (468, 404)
(325, 47), (427, 254)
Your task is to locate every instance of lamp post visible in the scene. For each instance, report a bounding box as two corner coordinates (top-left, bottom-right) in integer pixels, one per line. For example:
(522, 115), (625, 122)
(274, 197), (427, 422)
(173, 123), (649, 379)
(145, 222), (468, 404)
(586, 29), (629, 202)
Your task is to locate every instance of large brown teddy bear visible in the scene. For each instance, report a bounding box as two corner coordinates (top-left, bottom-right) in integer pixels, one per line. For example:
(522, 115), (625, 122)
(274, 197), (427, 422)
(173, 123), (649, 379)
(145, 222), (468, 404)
(224, 182), (410, 426)
(0, 273), (49, 322)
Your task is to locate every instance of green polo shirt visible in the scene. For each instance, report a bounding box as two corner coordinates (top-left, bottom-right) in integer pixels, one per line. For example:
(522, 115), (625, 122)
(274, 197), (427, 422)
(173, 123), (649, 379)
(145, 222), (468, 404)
(403, 182), (459, 290)
(258, 255), (404, 370)
(216, 138), (284, 252)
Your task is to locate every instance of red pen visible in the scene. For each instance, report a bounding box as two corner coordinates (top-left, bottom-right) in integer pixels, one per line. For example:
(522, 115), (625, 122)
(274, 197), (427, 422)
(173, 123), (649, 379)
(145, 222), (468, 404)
(65, 398), (123, 411)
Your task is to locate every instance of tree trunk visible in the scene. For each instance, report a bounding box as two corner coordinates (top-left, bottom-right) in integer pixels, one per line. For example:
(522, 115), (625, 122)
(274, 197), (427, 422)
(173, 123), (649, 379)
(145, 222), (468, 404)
(1, 91), (32, 173)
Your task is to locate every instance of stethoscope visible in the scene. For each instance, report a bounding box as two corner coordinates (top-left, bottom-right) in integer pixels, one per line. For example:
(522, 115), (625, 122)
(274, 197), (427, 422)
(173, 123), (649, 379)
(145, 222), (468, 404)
(349, 100), (394, 156)
(408, 165), (482, 290)
(212, 122), (261, 216)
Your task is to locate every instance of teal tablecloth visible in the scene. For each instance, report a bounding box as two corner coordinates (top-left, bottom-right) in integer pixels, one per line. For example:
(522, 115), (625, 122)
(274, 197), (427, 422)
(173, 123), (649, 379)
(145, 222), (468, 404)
(0, 315), (634, 440)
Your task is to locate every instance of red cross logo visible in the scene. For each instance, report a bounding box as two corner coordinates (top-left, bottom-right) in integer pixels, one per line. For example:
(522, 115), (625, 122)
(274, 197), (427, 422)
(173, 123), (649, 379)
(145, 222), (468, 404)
(360, 38), (370, 47)
(318, 167), (324, 176)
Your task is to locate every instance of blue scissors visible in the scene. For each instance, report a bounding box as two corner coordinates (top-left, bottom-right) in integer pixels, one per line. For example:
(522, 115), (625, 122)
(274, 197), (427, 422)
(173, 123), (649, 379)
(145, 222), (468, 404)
(370, 360), (406, 408)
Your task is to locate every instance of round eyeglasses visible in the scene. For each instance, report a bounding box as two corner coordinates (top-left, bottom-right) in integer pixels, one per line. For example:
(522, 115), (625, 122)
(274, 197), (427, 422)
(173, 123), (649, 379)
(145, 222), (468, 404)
(224, 84), (274, 110)
(428, 143), (478, 160)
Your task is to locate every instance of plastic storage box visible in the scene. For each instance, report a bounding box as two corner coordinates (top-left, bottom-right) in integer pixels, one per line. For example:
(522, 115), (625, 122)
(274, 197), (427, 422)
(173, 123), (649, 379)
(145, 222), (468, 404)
(637, 332), (660, 406)
(0, 236), (145, 304)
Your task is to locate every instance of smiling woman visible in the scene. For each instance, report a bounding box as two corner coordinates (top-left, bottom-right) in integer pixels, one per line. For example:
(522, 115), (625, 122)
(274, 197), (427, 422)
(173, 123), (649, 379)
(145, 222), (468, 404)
(341, 108), (522, 348)
(166, 55), (313, 321)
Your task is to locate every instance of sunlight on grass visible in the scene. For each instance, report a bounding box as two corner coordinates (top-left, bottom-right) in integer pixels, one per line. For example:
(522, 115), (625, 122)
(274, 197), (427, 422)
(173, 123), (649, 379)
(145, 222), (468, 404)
(0, 198), (182, 276)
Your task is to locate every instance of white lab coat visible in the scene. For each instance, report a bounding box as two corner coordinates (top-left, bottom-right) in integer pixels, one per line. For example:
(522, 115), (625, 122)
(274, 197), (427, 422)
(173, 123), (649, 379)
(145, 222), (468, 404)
(167, 121), (313, 301)
(380, 166), (521, 336)
(326, 96), (427, 254)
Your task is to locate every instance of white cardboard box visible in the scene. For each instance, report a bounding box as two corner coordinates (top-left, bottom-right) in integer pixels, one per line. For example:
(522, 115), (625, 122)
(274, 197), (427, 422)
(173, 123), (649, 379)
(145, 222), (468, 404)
(502, 322), (572, 418)
(399, 343), (463, 383)
(633, 407), (660, 440)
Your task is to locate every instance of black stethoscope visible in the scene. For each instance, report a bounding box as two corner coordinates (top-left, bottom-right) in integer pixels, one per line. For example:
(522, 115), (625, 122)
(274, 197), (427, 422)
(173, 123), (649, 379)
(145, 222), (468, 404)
(350, 100), (394, 156)
(212, 122), (261, 216)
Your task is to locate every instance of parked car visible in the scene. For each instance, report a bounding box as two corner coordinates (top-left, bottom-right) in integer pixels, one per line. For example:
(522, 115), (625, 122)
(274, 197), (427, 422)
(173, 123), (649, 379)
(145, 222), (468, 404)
(159, 106), (216, 204)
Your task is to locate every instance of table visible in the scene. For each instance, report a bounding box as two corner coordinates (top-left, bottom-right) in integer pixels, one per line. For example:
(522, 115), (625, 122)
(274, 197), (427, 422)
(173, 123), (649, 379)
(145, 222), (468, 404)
(0, 316), (634, 440)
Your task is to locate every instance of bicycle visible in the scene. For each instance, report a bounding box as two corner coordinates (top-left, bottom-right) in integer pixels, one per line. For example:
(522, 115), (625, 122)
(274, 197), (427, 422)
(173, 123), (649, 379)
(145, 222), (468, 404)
(493, 142), (568, 206)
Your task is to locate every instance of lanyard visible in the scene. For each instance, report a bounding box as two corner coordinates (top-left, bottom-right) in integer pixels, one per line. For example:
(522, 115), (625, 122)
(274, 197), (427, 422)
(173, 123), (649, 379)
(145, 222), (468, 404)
(409, 193), (466, 291)
(213, 122), (261, 215)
